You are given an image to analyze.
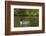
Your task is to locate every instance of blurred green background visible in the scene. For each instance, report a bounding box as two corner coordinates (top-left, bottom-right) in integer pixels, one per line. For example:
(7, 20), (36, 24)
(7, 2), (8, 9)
(14, 9), (39, 27)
